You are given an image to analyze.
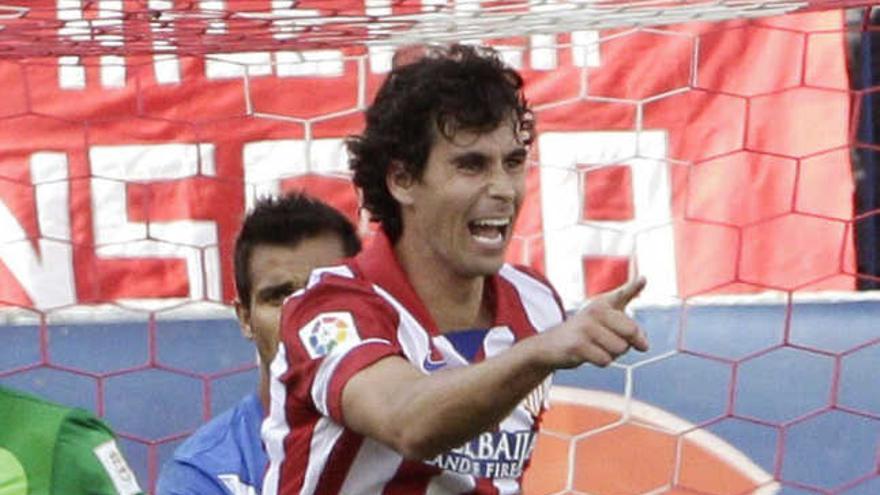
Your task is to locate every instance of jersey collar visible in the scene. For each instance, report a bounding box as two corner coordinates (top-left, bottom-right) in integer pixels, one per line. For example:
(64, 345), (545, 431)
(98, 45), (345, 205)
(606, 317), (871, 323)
(354, 230), (507, 336)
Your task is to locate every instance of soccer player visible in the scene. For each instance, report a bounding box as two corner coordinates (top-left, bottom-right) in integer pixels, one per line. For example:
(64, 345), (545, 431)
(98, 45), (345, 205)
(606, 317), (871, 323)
(156, 194), (361, 495)
(0, 385), (142, 495)
(262, 44), (649, 494)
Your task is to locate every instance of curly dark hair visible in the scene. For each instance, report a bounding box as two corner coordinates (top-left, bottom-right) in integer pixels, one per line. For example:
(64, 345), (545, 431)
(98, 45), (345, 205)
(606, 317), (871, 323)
(233, 192), (361, 306)
(347, 44), (535, 242)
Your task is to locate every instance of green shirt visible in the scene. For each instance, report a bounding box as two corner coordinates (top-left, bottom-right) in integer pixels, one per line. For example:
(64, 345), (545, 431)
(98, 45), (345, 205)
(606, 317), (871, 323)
(0, 386), (142, 495)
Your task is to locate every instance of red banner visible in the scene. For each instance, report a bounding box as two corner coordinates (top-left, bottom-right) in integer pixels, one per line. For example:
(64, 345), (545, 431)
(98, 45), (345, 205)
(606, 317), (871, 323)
(0, 9), (854, 310)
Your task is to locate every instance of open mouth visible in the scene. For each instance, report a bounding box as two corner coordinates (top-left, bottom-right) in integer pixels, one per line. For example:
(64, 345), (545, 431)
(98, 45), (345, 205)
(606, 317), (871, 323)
(468, 217), (511, 248)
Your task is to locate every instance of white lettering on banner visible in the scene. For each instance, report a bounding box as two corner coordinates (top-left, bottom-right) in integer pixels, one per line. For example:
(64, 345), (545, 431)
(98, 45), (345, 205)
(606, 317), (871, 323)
(56, 1), (86, 90)
(538, 131), (678, 308)
(242, 138), (348, 210)
(97, 1), (126, 88)
(205, 52), (274, 80)
(89, 143), (222, 301)
(274, 50), (344, 78)
(203, 1), (344, 80)
(201, 0), (227, 35)
(203, 50), (345, 80)
(426, 430), (537, 478)
(56, 0), (126, 89)
(365, 0), (395, 74)
(0, 153), (77, 309)
(149, 0), (182, 85)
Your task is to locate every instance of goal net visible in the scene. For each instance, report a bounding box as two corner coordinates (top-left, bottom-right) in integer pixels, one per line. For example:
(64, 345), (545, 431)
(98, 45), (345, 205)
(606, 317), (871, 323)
(0, 1), (878, 493)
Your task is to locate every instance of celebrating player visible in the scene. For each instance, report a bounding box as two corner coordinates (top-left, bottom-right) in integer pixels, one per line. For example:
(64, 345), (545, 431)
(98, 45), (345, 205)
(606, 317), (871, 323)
(0, 385), (142, 494)
(156, 193), (360, 495)
(262, 44), (649, 494)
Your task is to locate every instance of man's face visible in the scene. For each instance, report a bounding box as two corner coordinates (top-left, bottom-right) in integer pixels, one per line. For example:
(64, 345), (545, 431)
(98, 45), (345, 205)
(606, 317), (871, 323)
(400, 120), (528, 278)
(236, 234), (348, 367)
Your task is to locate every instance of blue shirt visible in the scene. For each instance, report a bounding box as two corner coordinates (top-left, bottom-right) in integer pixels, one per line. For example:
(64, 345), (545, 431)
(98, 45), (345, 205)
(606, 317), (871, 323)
(157, 394), (267, 495)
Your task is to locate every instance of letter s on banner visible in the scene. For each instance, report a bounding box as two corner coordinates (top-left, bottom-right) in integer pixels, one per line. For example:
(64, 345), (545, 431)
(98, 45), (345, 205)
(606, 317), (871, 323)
(90, 143), (221, 301)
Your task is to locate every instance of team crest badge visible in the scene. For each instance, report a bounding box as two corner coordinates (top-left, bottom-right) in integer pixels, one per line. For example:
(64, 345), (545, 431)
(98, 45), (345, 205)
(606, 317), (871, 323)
(298, 312), (360, 359)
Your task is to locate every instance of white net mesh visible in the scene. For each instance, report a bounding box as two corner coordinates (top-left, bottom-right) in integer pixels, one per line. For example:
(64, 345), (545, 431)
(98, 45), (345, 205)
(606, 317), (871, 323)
(0, 0), (875, 57)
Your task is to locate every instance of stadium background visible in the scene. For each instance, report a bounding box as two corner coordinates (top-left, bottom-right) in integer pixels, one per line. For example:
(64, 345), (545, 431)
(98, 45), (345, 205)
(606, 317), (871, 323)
(0, 2), (879, 493)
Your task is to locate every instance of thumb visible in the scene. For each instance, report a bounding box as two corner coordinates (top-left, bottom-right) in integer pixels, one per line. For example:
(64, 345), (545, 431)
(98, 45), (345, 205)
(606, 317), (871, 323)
(607, 276), (647, 310)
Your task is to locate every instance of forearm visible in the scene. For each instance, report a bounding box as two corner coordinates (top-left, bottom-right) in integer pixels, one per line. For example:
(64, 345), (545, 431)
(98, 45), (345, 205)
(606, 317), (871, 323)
(343, 334), (554, 460)
(341, 278), (649, 460)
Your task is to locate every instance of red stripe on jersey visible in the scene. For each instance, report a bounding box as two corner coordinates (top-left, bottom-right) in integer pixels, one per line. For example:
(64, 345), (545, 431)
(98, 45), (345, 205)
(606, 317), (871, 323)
(470, 477), (501, 495)
(354, 229), (440, 336)
(278, 406), (321, 494)
(492, 274), (543, 343)
(383, 460), (442, 495)
(314, 430), (365, 494)
(326, 342), (401, 423)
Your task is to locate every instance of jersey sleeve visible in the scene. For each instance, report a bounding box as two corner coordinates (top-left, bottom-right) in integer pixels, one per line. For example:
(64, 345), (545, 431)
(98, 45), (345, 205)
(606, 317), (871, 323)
(278, 276), (403, 424)
(156, 460), (232, 495)
(52, 410), (143, 495)
(512, 264), (567, 318)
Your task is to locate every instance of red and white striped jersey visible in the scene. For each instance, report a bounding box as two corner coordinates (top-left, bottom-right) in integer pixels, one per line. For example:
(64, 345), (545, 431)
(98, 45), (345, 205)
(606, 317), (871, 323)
(262, 232), (565, 495)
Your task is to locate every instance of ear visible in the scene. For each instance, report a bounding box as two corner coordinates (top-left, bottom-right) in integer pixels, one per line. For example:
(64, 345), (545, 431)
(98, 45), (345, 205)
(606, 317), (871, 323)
(234, 300), (254, 340)
(386, 161), (416, 206)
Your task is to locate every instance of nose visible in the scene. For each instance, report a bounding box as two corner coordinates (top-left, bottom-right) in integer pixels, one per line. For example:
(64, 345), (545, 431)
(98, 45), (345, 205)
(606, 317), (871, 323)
(487, 163), (516, 202)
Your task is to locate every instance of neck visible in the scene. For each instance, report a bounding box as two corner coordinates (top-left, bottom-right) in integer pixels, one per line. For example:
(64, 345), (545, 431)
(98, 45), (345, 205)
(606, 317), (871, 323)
(394, 236), (491, 332)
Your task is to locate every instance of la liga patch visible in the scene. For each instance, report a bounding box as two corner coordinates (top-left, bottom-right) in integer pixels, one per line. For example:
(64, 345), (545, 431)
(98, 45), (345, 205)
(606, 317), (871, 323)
(299, 311), (361, 359)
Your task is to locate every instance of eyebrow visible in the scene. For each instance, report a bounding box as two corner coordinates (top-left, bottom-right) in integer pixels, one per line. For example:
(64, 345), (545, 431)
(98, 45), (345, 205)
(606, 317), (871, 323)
(450, 146), (528, 164)
(450, 151), (488, 164)
(256, 281), (297, 301)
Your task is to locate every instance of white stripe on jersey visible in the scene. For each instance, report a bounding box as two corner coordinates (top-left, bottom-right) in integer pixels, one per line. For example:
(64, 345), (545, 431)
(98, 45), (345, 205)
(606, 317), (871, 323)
(484, 326), (536, 433)
(339, 437), (403, 493)
(282, 264), (355, 307)
(483, 326), (515, 358)
(306, 264), (355, 287)
(492, 477), (520, 495)
(371, 284), (433, 366)
(311, 337), (392, 417)
(263, 345), (292, 495)
(430, 334), (468, 369)
(499, 265), (564, 332)
(426, 470), (477, 494)
(300, 417), (345, 495)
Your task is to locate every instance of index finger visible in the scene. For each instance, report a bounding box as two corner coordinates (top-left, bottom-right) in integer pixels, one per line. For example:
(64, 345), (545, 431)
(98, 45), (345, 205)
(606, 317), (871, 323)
(610, 276), (646, 310)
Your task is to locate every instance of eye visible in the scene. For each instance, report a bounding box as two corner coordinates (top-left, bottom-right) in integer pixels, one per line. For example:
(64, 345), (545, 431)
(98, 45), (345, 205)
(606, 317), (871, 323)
(259, 283), (296, 306)
(265, 292), (288, 306)
(504, 150), (528, 172)
(504, 156), (526, 171)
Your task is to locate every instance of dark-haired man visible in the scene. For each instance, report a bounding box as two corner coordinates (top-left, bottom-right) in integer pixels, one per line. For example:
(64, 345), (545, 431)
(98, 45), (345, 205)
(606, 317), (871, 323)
(157, 193), (360, 495)
(263, 44), (648, 494)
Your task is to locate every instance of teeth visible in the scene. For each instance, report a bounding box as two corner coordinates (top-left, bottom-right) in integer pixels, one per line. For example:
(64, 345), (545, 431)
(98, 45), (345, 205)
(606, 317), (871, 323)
(472, 218), (509, 227)
(473, 233), (503, 243)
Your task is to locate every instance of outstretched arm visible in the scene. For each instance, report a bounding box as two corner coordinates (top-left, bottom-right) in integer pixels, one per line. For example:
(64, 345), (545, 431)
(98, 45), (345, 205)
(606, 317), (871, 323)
(341, 277), (649, 460)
